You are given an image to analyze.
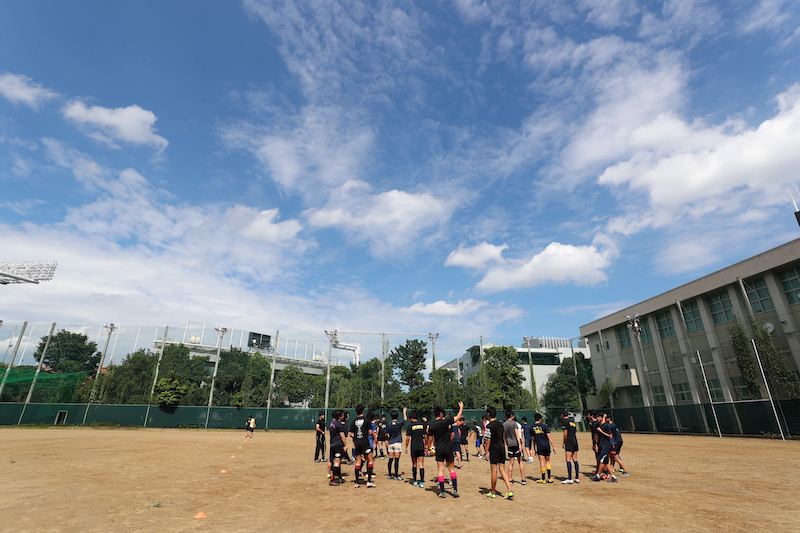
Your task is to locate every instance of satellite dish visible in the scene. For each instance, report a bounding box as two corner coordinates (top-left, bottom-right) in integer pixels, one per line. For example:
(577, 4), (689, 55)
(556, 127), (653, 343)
(764, 322), (775, 334)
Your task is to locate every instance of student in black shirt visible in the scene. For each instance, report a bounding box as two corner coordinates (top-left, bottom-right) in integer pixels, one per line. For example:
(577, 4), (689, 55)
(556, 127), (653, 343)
(314, 412), (326, 462)
(560, 411), (580, 484)
(484, 406), (513, 500)
(428, 401), (464, 498)
(328, 410), (348, 486)
(349, 404), (376, 488)
(405, 410), (429, 488)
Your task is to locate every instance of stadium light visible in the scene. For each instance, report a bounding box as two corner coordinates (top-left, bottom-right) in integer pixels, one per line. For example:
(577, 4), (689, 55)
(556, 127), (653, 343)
(0, 261), (58, 285)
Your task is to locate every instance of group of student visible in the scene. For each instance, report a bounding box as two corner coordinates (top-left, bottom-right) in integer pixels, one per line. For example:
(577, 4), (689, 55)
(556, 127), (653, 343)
(317, 404), (630, 499)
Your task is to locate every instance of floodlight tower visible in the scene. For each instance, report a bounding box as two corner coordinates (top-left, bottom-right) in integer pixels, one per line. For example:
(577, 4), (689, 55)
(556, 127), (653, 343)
(0, 261), (58, 285)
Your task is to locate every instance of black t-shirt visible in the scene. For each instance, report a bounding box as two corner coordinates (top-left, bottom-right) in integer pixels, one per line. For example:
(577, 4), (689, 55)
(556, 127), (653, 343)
(329, 419), (347, 447)
(349, 415), (370, 447)
(406, 421), (428, 451)
(316, 418), (326, 434)
(561, 417), (578, 445)
(429, 416), (455, 452)
(590, 420), (600, 445)
(485, 419), (506, 455)
(531, 422), (551, 450)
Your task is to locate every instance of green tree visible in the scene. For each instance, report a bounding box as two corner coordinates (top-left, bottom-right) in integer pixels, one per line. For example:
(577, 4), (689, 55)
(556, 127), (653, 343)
(214, 347), (251, 406)
(100, 349), (157, 404)
(240, 353), (272, 407)
(730, 319), (762, 399)
(390, 339), (427, 391)
(35, 330), (100, 374)
(430, 367), (465, 408)
(158, 344), (210, 406)
(542, 357), (582, 411)
(752, 319), (800, 399)
(153, 370), (188, 406)
(482, 346), (526, 409)
(276, 365), (308, 405)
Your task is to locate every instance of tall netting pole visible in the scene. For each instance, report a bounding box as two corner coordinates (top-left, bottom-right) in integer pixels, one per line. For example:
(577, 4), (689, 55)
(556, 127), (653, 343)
(144, 326), (169, 427)
(0, 321), (27, 398)
(18, 322), (55, 425)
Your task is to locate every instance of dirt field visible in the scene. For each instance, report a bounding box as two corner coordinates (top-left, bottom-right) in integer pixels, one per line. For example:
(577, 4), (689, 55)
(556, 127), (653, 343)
(1, 428), (799, 532)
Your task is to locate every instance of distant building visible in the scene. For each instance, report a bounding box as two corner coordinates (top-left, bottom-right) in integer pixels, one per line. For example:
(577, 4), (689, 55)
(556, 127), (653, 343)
(579, 238), (800, 432)
(441, 337), (587, 400)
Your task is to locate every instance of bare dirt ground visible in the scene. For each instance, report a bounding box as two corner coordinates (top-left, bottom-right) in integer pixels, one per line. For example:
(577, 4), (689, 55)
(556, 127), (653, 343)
(1, 428), (799, 532)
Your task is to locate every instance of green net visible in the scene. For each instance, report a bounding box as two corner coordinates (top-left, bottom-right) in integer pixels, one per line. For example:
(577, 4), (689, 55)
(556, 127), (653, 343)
(1, 368), (90, 388)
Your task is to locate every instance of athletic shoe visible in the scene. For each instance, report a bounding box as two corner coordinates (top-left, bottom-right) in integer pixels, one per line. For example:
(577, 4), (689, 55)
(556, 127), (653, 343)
(573, 478), (580, 483)
(607, 477), (618, 483)
(526, 457), (534, 463)
(418, 482), (425, 489)
(546, 478), (554, 483)
(562, 479), (573, 484)
(504, 492), (514, 500)
(620, 471), (630, 477)
(353, 483), (360, 488)
(453, 491), (460, 498)
(601, 474), (610, 480)
(486, 492), (497, 498)
(395, 476), (403, 481)
(589, 475), (601, 482)
(366, 481), (376, 488)
(520, 480), (527, 485)
(326, 473), (331, 479)
(456, 465), (462, 469)
(438, 492), (446, 498)
(535, 479), (546, 484)
(329, 481), (340, 486)
(412, 480), (418, 486)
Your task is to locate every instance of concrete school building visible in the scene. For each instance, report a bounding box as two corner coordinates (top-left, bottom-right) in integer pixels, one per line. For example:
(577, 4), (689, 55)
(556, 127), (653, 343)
(579, 238), (800, 436)
(441, 337), (585, 402)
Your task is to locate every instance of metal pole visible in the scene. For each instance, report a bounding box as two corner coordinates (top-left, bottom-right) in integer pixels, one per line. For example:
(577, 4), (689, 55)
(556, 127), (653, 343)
(429, 333), (438, 371)
(144, 326), (169, 427)
(523, 336), (537, 410)
(83, 323), (116, 425)
(380, 333), (386, 403)
(751, 339), (785, 440)
(0, 321), (27, 398)
(266, 330), (279, 430)
(204, 326), (228, 429)
(569, 337), (584, 412)
(19, 322), (56, 425)
(324, 330), (337, 416)
(696, 350), (722, 437)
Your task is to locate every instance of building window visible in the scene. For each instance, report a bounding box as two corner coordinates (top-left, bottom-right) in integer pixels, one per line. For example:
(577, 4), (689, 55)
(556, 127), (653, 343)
(744, 278), (774, 314)
(617, 325), (632, 349)
(673, 382), (693, 402)
(640, 317), (653, 344)
(731, 376), (754, 400)
(681, 301), (704, 332)
(655, 310), (676, 338)
(630, 388), (643, 405)
(779, 266), (800, 305)
(707, 290), (734, 324)
(652, 385), (666, 404)
(706, 378), (724, 401)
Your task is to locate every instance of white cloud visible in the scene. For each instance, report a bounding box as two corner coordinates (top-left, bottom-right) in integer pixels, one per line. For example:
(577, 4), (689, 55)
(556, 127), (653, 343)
(62, 101), (168, 151)
(0, 73), (57, 109)
(445, 242), (508, 269)
(400, 299), (487, 316)
(476, 241), (613, 292)
(305, 179), (453, 257)
(600, 84), (800, 226)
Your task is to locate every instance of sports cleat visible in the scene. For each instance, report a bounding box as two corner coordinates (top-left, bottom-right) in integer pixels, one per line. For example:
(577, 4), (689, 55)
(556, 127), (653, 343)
(607, 477), (618, 483)
(589, 475), (602, 482)
(395, 476), (403, 481)
(520, 480), (527, 485)
(573, 478), (580, 483)
(504, 492), (514, 500)
(438, 492), (447, 498)
(418, 482), (425, 489)
(366, 481), (376, 488)
(412, 480), (418, 486)
(326, 473), (332, 479)
(329, 481), (340, 486)
(620, 471), (630, 477)
(546, 478), (554, 483)
(353, 483), (360, 488)
(562, 479), (573, 484)
(453, 491), (460, 498)
(486, 492), (497, 499)
(536, 479), (547, 484)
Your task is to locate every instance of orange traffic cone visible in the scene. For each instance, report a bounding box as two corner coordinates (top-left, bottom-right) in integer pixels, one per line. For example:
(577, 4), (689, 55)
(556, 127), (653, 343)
(194, 512), (207, 519)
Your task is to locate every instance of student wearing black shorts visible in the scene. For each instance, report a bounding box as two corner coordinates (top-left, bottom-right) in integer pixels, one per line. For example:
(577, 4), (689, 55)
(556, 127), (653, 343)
(531, 412), (556, 483)
(328, 410), (348, 486)
(484, 406), (513, 500)
(560, 411), (580, 484)
(607, 413), (629, 476)
(592, 413), (617, 483)
(405, 410), (429, 488)
(428, 402), (465, 498)
(349, 404), (376, 488)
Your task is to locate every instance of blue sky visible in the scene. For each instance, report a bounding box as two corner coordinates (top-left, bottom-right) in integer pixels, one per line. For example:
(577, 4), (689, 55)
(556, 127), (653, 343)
(3, 1), (800, 365)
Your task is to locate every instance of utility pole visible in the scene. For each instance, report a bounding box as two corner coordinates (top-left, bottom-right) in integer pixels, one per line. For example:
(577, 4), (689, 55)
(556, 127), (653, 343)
(523, 336), (538, 410)
(428, 333), (439, 371)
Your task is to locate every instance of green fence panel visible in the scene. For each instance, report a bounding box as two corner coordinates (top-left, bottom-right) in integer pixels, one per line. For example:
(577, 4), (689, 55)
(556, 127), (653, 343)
(146, 406), (208, 428)
(701, 403), (740, 435)
(85, 405), (147, 426)
(0, 403), (24, 425)
(652, 406), (677, 432)
(777, 399), (800, 437)
(610, 407), (653, 432)
(734, 401), (782, 435)
(19, 403), (86, 425)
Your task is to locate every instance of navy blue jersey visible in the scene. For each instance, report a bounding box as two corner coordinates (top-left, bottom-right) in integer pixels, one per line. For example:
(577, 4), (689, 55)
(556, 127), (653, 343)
(531, 422), (551, 450)
(386, 419), (405, 444)
(329, 419), (347, 447)
(561, 417), (578, 445)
